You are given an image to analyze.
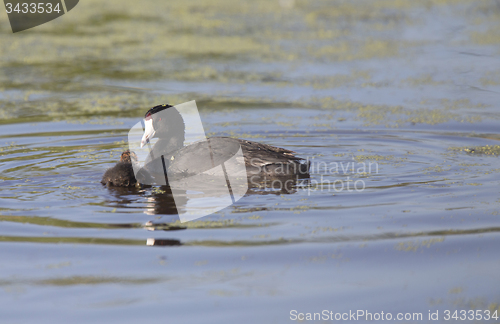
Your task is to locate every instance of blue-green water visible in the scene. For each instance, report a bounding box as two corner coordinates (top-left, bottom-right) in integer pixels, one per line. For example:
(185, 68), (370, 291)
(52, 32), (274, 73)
(1, 0), (500, 322)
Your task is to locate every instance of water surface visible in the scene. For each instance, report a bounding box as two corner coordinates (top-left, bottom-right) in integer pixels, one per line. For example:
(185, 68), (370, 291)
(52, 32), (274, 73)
(1, 0), (500, 322)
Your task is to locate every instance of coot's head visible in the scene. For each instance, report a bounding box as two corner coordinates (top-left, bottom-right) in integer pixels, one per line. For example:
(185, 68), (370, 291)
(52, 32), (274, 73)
(140, 104), (185, 148)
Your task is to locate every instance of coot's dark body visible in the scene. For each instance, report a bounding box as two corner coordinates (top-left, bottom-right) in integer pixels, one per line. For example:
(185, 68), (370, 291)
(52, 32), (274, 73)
(237, 137), (310, 180)
(102, 104), (310, 187)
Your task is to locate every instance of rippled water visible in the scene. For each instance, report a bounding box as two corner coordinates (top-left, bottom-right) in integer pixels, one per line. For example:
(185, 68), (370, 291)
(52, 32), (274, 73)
(1, 0), (500, 322)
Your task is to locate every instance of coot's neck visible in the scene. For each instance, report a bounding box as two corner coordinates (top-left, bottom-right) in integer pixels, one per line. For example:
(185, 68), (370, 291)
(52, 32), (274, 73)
(154, 131), (185, 155)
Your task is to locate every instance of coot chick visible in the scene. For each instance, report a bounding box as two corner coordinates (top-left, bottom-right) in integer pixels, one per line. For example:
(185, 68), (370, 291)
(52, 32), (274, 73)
(101, 150), (138, 187)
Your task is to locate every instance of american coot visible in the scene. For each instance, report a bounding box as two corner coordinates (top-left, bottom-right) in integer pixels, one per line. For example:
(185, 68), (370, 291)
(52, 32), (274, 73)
(102, 104), (310, 187)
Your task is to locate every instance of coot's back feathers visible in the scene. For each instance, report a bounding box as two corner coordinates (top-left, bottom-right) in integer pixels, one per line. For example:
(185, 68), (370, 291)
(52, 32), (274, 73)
(237, 138), (302, 166)
(163, 137), (309, 182)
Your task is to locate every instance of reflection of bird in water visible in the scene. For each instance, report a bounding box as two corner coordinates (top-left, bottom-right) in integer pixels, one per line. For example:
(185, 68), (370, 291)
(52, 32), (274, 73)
(102, 104), (310, 187)
(101, 150), (139, 187)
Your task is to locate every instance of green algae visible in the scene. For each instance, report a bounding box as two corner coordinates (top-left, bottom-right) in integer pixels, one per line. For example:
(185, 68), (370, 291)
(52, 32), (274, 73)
(0, 0), (496, 129)
(0, 235), (144, 245)
(0, 276), (165, 287)
(158, 219), (263, 229)
(395, 237), (445, 252)
(354, 154), (394, 162)
(37, 276), (163, 286)
(312, 97), (486, 127)
(470, 29), (500, 45)
(0, 0), (455, 83)
(450, 145), (500, 156)
(0, 215), (142, 229)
